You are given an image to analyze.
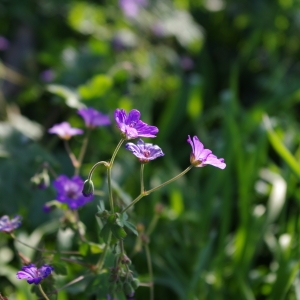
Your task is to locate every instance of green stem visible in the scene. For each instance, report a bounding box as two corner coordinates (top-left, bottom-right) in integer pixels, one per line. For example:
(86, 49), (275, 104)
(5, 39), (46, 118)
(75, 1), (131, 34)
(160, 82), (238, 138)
(75, 128), (91, 176)
(64, 140), (79, 169)
(121, 193), (146, 214)
(121, 165), (193, 214)
(87, 161), (109, 181)
(96, 232), (112, 271)
(146, 214), (159, 237)
(73, 210), (86, 242)
(140, 164), (145, 193)
(10, 233), (80, 254)
(108, 139), (125, 212)
(38, 284), (50, 300)
(144, 243), (154, 300)
(146, 165), (193, 194)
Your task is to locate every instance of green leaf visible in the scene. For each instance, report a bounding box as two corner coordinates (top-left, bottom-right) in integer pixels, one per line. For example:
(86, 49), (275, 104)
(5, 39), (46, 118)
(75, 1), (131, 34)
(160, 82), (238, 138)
(78, 74), (113, 100)
(100, 223), (111, 243)
(111, 225), (127, 239)
(124, 221), (138, 236)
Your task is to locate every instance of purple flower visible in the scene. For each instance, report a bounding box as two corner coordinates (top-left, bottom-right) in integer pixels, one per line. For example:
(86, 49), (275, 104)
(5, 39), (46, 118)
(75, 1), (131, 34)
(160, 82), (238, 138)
(48, 122), (83, 140)
(187, 135), (226, 169)
(126, 139), (164, 163)
(0, 36), (9, 51)
(0, 215), (22, 233)
(114, 109), (158, 140)
(40, 69), (55, 82)
(77, 107), (110, 129)
(53, 175), (93, 209)
(119, 0), (147, 18)
(16, 264), (54, 285)
(180, 56), (194, 71)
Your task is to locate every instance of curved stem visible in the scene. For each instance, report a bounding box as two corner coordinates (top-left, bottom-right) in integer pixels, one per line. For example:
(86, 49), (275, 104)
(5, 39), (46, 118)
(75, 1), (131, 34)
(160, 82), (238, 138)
(38, 284), (50, 300)
(87, 161), (109, 181)
(108, 139), (125, 212)
(144, 243), (154, 300)
(121, 165), (194, 214)
(75, 128), (91, 176)
(140, 164), (145, 193)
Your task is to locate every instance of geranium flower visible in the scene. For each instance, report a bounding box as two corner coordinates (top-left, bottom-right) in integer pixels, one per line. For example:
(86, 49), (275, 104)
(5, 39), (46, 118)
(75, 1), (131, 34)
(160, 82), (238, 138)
(125, 139), (164, 163)
(114, 109), (158, 140)
(16, 264), (54, 285)
(53, 175), (93, 209)
(187, 135), (226, 169)
(48, 122), (83, 140)
(77, 107), (110, 129)
(0, 215), (22, 233)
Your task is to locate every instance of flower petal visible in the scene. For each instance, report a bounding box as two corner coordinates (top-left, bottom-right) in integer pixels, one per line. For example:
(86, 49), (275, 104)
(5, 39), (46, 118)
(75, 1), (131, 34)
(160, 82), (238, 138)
(204, 154), (226, 169)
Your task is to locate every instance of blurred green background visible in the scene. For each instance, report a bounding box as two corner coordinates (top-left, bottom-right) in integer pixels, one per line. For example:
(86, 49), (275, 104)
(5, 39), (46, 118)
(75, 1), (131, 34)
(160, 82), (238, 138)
(1, 0), (300, 299)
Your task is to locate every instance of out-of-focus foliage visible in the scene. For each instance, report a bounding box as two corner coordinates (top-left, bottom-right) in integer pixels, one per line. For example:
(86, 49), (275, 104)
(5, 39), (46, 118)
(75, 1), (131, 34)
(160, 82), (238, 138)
(1, 0), (300, 299)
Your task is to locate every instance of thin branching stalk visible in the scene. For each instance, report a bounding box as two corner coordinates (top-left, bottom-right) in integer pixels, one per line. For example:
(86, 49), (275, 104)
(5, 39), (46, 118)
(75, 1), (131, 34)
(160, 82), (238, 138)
(121, 165), (194, 214)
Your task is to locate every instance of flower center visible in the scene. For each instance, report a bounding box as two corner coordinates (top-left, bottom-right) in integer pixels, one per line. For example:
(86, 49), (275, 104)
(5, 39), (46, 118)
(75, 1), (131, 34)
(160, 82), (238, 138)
(143, 150), (150, 157)
(129, 121), (136, 128)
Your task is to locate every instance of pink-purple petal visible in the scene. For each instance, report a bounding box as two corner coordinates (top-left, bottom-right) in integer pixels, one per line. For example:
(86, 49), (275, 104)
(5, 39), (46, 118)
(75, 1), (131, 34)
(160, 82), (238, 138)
(192, 136), (204, 159)
(204, 154), (226, 169)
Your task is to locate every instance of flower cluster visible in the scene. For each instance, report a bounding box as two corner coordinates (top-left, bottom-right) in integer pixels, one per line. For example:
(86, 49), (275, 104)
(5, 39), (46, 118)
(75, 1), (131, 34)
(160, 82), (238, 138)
(16, 264), (54, 285)
(48, 107), (110, 140)
(0, 215), (22, 233)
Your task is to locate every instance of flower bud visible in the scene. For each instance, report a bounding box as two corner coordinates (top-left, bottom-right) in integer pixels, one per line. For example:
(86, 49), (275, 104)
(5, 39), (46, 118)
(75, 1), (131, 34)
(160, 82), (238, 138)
(123, 282), (134, 296)
(131, 278), (140, 290)
(82, 179), (94, 197)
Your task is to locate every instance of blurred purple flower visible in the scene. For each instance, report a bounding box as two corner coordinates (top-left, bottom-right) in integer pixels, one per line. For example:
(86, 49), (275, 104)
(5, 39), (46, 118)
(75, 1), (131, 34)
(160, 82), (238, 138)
(48, 122), (83, 140)
(115, 109), (158, 140)
(77, 107), (110, 129)
(40, 69), (55, 82)
(180, 56), (194, 71)
(53, 175), (93, 209)
(187, 135), (226, 169)
(16, 264), (54, 285)
(126, 139), (164, 163)
(0, 36), (9, 51)
(119, 0), (147, 18)
(0, 215), (22, 233)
